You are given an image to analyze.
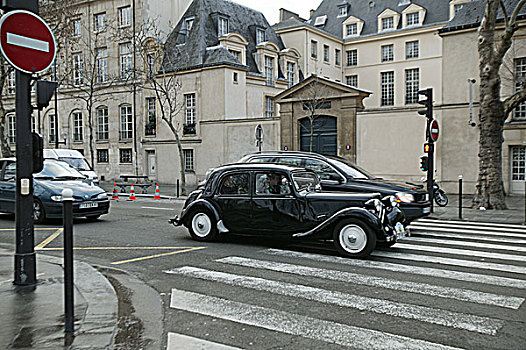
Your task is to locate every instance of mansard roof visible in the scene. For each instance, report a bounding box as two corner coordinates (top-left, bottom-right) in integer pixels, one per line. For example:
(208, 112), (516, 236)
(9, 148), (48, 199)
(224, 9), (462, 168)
(162, 0), (285, 74)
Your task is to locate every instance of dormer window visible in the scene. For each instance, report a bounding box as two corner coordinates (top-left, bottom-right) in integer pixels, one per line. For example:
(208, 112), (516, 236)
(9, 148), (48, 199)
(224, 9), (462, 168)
(346, 23), (357, 36)
(449, 0), (469, 20)
(314, 15), (327, 26)
(218, 17), (229, 36)
(339, 6), (347, 17)
(256, 29), (266, 45)
(186, 17), (194, 32)
(382, 17), (394, 30)
(406, 12), (419, 26)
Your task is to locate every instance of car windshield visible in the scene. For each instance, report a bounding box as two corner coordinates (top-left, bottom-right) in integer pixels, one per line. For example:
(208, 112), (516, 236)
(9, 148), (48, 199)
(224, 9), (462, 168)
(34, 161), (86, 180)
(59, 157), (92, 171)
(327, 157), (375, 179)
(292, 171), (321, 192)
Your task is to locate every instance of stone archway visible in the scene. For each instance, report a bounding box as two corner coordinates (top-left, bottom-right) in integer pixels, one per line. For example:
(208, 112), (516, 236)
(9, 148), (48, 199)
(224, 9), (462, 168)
(299, 115), (337, 155)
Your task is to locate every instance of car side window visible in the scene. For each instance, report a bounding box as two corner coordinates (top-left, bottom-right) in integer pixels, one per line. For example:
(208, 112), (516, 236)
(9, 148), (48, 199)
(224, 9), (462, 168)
(3, 162), (16, 182)
(255, 172), (291, 195)
(303, 159), (340, 180)
(218, 173), (249, 195)
(248, 157), (274, 163)
(274, 157), (304, 167)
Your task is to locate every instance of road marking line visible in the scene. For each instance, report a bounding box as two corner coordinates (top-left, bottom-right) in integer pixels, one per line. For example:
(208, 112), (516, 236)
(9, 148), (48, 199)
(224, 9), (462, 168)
(409, 224), (526, 238)
(407, 230), (526, 244)
(111, 247), (206, 265)
(392, 243), (526, 262)
(217, 256), (524, 309)
(35, 228), (63, 250)
(38, 246), (200, 251)
(167, 333), (243, 350)
(170, 289), (463, 349)
(402, 237), (526, 252)
(141, 206), (175, 211)
(7, 33), (49, 52)
(416, 219), (526, 230)
(264, 249), (526, 288)
(165, 266), (504, 335)
(0, 228), (60, 231)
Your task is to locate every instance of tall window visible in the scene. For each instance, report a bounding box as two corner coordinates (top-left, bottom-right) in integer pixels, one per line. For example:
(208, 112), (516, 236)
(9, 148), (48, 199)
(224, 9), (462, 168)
(93, 12), (106, 32)
(120, 149), (132, 163)
(120, 106), (133, 140)
(73, 18), (81, 36)
(512, 147), (526, 180)
(335, 49), (341, 66)
(145, 97), (156, 136)
(7, 114), (15, 144)
(97, 149), (109, 163)
(346, 75), (358, 87)
(406, 12), (419, 26)
(382, 45), (394, 62)
(323, 45), (329, 62)
(73, 112), (83, 141)
(218, 17), (228, 36)
(405, 68), (419, 104)
(7, 70), (15, 94)
(49, 114), (56, 143)
(256, 29), (266, 44)
(346, 23), (357, 36)
(73, 53), (83, 85)
(311, 40), (317, 58)
(382, 17), (394, 30)
(185, 93), (196, 125)
(514, 58), (526, 119)
(287, 62), (295, 88)
(96, 48), (108, 83)
(97, 107), (109, 140)
(265, 96), (274, 117)
(118, 6), (131, 27)
(381, 71), (395, 106)
(406, 41), (419, 59)
(183, 149), (194, 172)
(147, 53), (156, 78)
(265, 56), (274, 86)
(346, 49), (357, 66)
(119, 43), (132, 80)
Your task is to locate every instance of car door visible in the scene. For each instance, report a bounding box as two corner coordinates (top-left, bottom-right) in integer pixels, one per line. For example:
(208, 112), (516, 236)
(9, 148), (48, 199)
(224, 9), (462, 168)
(0, 161), (17, 213)
(213, 171), (252, 233)
(252, 171), (303, 235)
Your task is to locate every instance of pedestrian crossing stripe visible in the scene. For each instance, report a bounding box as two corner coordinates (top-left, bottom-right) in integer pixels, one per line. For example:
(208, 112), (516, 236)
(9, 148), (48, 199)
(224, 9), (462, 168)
(170, 288), (463, 350)
(403, 236), (526, 252)
(406, 230), (526, 244)
(409, 223), (526, 238)
(416, 218), (526, 231)
(164, 266), (504, 335)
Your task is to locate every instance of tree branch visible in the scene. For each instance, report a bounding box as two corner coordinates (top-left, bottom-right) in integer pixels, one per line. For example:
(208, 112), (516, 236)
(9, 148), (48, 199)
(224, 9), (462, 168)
(496, 0), (526, 61)
(503, 87), (526, 115)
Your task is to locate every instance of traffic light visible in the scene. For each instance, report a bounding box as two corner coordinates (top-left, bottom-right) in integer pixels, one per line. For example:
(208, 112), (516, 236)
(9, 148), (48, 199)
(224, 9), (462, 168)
(36, 80), (58, 110)
(423, 142), (431, 153)
(418, 88), (433, 120)
(32, 133), (43, 173)
(1, 0), (39, 13)
(420, 155), (428, 172)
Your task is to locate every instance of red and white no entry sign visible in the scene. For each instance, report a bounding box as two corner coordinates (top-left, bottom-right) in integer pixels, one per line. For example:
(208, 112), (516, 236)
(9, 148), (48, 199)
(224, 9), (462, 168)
(0, 10), (56, 74)
(429, 119), (439, 142)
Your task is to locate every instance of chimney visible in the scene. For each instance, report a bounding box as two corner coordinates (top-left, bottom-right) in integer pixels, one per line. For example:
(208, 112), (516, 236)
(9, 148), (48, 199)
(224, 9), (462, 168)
(310, 9), (315, 18)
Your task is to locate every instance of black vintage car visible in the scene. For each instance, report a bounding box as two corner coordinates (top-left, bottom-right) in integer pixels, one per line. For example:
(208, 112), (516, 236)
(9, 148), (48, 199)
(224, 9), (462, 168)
(238, 151), (431, 223)
(170, 163), (407, 258)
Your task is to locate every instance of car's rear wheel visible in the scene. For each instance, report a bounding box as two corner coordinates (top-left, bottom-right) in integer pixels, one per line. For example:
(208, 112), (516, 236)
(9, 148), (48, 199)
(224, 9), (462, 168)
(33, 200), (46, 224)
(333, 220), (376, 258)
(188, 209), (218, 242)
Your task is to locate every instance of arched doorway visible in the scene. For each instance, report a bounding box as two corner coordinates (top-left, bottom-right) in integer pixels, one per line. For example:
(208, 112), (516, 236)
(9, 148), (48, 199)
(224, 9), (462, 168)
(299, 115), (337, 155)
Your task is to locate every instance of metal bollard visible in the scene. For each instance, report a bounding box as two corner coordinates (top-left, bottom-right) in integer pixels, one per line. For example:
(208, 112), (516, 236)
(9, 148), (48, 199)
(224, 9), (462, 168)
(177, 179), (180, 198)
(458, 175), (463, 220)
(62, 189), (74, 334)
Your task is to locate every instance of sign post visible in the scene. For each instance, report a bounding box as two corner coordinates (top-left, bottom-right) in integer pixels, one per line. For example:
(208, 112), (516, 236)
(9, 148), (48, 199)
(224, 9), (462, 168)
(0, 4), (56, 286)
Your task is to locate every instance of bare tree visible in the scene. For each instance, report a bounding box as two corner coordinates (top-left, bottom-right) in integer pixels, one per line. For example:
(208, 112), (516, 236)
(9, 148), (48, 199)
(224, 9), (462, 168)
(300, 74), (331, 152)
(474, 0), (526, 209)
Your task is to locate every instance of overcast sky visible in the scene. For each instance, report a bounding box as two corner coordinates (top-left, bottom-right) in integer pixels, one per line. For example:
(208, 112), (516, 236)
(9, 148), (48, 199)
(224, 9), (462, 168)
(231, 0), (321, 25)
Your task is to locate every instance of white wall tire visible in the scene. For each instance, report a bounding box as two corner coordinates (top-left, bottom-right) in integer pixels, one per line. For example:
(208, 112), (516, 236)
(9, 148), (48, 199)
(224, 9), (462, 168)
(188, 209), (218, 242)
(333, 220), (376, 258)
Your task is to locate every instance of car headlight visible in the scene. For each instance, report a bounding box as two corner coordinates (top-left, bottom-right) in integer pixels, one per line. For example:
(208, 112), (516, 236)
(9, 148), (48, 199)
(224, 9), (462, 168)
(395, 192), (414, 203)
(51, 195), (63, 202)
(97, 193), (108, 200)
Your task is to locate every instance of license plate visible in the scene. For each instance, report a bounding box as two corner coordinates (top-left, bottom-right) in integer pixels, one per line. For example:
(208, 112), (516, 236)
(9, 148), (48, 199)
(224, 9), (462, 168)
(423, 207), (431, 214)
(79, 202), (98, 209)
(395, 222), (406, 239)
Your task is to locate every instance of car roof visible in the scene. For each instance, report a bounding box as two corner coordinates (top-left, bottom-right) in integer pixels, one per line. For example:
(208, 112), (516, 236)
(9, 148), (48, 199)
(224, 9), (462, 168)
(241, 151), (348, 163)
(44, 149), (84, 158)
(214, 162), (312, 174)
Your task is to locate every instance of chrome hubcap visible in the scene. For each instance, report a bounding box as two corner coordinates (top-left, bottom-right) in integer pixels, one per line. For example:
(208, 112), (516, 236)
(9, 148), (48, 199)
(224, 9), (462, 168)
(191, 213), (212, 238)
(339, 224), (367, 253)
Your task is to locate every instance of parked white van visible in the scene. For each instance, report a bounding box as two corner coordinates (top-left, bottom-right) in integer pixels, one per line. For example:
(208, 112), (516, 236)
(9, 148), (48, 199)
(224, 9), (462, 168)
(44, 149), (99, 183)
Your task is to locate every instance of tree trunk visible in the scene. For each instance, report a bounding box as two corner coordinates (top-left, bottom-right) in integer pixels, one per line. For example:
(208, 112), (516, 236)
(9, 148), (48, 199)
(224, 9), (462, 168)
(165, 120), (186, 196)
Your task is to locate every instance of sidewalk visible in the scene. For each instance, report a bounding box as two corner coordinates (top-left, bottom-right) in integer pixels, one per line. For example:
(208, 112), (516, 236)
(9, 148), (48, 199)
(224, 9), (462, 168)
(0, 248), (117, 349)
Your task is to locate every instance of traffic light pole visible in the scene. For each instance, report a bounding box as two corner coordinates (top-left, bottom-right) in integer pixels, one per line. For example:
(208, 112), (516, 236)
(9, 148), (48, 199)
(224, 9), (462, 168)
(14, 70), (36, 286)
(427, 141), (434, 213)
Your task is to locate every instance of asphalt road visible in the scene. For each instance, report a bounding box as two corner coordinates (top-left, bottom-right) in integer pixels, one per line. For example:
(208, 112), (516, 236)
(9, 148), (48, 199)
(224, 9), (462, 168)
(0, 199), (525, 350)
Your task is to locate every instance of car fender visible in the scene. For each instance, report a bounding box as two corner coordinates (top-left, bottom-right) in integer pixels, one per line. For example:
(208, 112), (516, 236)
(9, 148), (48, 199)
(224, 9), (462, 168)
(293, 207), (382, 239)
(179, 199), (221, 227)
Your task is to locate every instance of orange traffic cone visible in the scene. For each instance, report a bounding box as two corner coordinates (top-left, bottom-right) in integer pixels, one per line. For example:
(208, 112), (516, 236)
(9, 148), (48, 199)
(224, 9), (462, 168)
(153, 182), (161, 200)
(127, 183), (136, 201)
(111, 182), (119, 200)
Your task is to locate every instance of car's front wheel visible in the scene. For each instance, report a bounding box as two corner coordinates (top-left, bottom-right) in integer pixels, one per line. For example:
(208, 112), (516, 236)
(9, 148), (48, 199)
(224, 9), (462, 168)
(188, 209), (218, 242)
(333, 220), (376, 258)
(33, 200), (46, 224)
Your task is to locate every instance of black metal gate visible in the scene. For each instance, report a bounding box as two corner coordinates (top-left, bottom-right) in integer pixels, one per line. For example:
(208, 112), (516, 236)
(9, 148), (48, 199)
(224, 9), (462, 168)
(299, 116), (337, 155)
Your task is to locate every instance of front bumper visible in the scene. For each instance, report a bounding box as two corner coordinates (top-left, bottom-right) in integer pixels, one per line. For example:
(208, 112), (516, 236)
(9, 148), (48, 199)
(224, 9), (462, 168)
(400, 201), (431, 222)
(44, 200), (110, 218)
(169, 216), (182, 226)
